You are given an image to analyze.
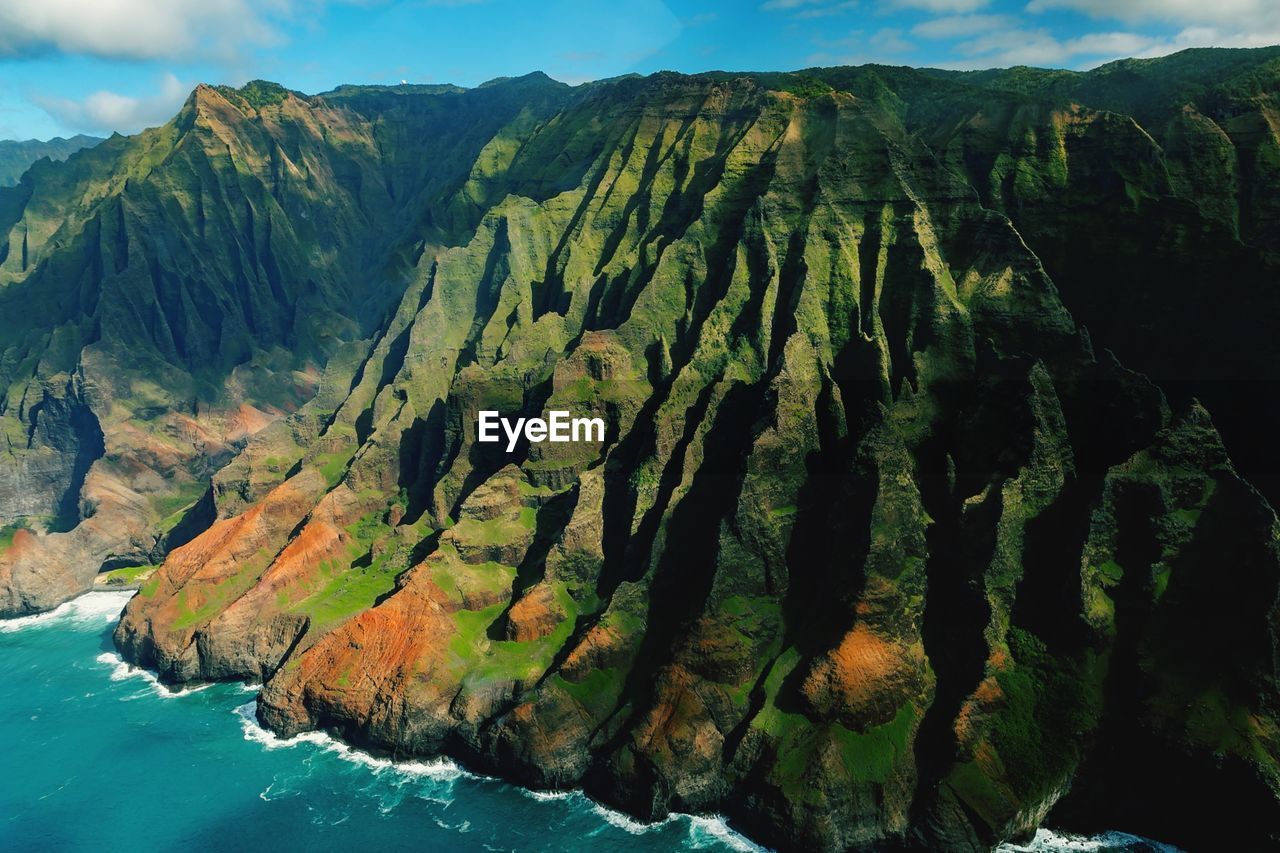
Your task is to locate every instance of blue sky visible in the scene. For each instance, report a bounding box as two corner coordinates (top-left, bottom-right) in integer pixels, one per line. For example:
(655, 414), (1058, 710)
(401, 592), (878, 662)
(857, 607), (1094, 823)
(1, 0), (1277, 140)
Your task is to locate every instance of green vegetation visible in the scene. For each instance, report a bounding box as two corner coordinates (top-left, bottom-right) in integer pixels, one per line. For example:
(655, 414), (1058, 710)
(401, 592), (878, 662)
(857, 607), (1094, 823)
(172, 548), (273, 629)
(288, 509), (402, 628)
(986, 629), (1105, 803)
(292, 561), (399, 629)
(315, 450), (355, 488)
(425, 555), (516, 609)
(781, 76), (834, 99)
(0, 521), (27, 553)
(0, 135), (101, 186)
(752, 644), (917, 799)
(97, 564), (157, 587)
(555, 667), (625, 718)
(215, 80), (295, 110)
(832, 705), (917, 784)
(152, 482), (208, 533)
(447, 582), (580, 683)
(1096, 560), (1124, 583)
(449, 507), (537, 547)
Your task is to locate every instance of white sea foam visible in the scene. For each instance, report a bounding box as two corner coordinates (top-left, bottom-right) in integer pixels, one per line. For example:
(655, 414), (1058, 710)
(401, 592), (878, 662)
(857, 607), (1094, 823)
(0, 590), (133, 633)
(515, 785), (761, 849)
(686, 815), (767, 852)
(586, 805), (763, 851)
(227, 699), (762, 849)
(588, 800), (675, 834)
(998, 828), (1185, 853)
(521, 788), (573, 802)
(94, 651), (211, 699)
(233, 701), (467, 782)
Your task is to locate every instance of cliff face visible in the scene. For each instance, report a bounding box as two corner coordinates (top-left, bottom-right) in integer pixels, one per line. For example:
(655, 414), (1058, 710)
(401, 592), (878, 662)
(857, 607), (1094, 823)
(0, 75), (573, 612)
(3, 51), (1280, 851)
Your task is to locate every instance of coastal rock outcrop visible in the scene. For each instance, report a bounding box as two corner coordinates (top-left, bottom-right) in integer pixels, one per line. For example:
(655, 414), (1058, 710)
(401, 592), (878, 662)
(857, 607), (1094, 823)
(0, 53), (1278, 852)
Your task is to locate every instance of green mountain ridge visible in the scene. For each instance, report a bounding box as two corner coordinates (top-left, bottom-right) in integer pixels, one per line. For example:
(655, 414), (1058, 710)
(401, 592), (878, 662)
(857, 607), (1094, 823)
(1, 51), (1279, 850)
(0, 134), (102, 187)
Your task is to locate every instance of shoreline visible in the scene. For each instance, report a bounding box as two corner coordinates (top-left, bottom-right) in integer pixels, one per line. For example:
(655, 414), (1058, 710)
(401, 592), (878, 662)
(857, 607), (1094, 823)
(5, 588), (767, 852)
(2, 589), (1184, 853)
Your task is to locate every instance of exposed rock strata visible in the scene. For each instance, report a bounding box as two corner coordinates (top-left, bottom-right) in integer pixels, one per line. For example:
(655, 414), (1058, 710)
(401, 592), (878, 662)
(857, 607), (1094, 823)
(0, 54), (1277, 852)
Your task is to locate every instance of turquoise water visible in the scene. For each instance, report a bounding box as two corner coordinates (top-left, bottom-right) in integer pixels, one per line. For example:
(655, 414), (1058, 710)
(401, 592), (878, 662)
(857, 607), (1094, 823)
(0, 591), (1180, 853)
(0, 591), (759, 853)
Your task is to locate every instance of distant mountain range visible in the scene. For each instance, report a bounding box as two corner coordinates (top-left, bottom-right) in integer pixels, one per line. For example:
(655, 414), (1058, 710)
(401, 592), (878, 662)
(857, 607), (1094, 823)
(0, 135), (102, 186)
(2, 51), (1280, 851)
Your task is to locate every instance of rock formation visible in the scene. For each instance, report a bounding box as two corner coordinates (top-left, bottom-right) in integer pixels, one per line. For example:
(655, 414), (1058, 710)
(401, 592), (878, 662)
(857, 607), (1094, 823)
(2, 50), (1280, 851)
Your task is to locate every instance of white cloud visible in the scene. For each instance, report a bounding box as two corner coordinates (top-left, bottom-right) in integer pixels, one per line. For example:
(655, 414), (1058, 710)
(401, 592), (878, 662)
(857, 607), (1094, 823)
(0, 0), (286, 62)
(944, 24), (1280, 70)
(1026, 0), (1279, 26)
(871, 28), (914, 52)
(806, 26), (919, 65)
(882, 0), (990, 12)
(1159, 26), (1280, 49)
(761, 0), (860, 15)
(949, 27), (1164, 67)
(1025, 0), (1280, 53)
(911, 14), (1016, 38)
(34, 72), (190, 134)
(795, 1), (860, 18)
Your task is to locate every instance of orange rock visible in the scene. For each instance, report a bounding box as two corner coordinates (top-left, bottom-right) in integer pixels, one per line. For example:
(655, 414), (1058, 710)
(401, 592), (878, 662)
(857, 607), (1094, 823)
(505, 583), (566, 642)
(801, 623), (923, 726)
(561, 620), (627, 680)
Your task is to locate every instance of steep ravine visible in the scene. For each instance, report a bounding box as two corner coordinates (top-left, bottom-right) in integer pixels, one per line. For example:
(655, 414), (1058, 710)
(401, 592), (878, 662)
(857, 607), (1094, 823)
(1, 55), (1278, 852)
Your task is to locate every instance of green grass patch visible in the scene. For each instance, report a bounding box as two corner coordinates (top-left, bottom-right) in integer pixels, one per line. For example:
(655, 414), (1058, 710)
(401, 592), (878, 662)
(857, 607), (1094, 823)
(832, 704), (917, 784)
(152, 484), (206, 521)
(555, 667), (625, 717)
(948, 758), (1010, 823)
(315, 450), (354, 488)
(427, 559), (517, 609)
(292, 561), (400, 629)
(446, 582), (580, 684)
(290, 513), (401, 629)
(450, 507), (536, 547)
(153, 482), (208, 534)
(98, 564), (157, 586)
(1096, 560), (1124, 583)
(518, 480), (562, 498)
(1152, 565), (1172, 600)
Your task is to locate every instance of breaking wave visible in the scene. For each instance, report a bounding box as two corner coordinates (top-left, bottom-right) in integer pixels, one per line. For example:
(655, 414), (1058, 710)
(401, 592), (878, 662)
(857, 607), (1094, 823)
(233, 701), (466, 781)
(999, 828), (1185, 853)
(94, 651), (212, 699)
(0, 590), (133, 633)
(234, 701), (763, 851)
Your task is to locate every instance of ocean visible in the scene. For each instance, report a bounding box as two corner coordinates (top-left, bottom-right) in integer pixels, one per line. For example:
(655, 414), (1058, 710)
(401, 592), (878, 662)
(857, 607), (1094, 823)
(0, 592), (1178, 853)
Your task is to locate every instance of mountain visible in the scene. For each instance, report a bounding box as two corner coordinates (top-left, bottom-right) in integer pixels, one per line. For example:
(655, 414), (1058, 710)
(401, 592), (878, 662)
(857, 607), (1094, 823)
(0, 134), (102, 186)
(3, 53), (1280, 850)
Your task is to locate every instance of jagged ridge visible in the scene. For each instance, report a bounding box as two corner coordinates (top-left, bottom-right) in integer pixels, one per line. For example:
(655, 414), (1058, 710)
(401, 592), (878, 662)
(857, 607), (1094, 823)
(0, 52), (1277, 852)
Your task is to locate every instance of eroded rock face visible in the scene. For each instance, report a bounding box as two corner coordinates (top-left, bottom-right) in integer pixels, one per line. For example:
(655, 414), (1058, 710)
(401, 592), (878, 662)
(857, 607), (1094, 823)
(3, 55), (1280, 852)
(0, 75), (574, 608)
